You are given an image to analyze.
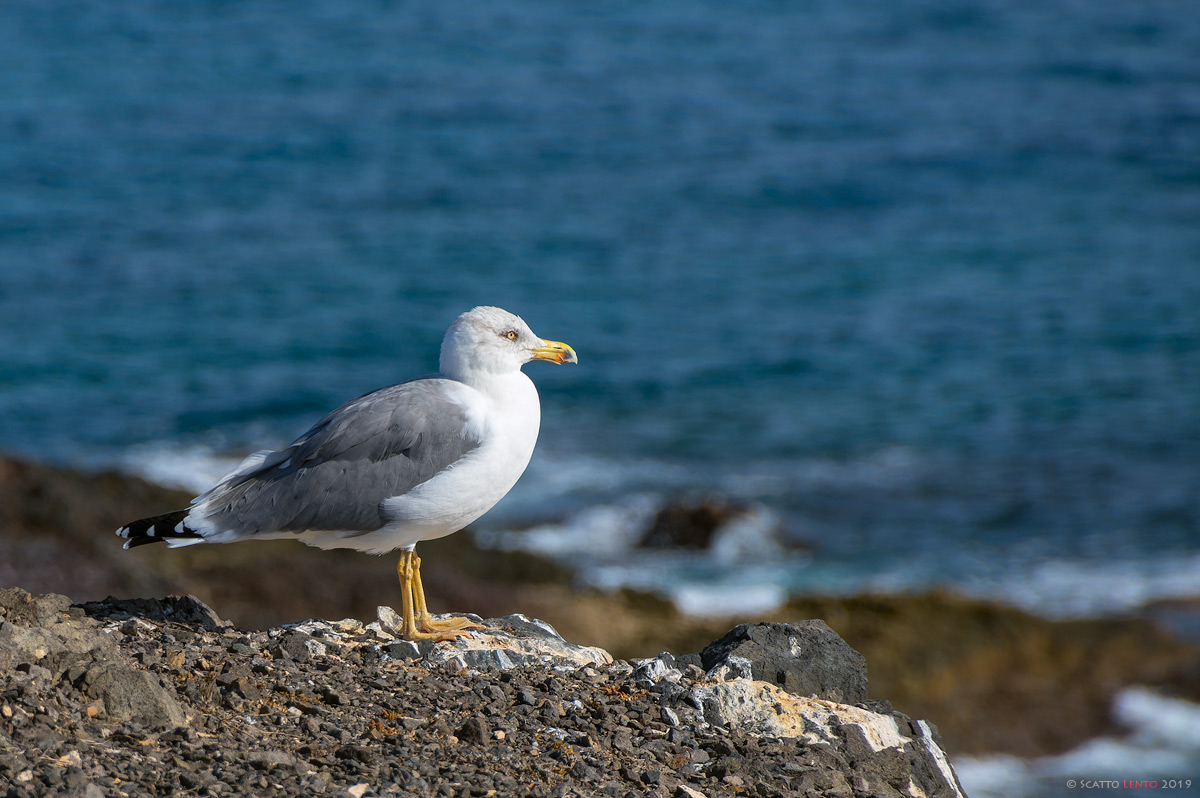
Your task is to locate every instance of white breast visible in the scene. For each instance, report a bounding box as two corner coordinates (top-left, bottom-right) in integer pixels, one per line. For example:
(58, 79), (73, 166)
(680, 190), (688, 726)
(360, 371), (541, 553)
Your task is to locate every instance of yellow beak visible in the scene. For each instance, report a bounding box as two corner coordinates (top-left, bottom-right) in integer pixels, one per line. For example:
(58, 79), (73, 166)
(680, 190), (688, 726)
(529, 339), (578, 365)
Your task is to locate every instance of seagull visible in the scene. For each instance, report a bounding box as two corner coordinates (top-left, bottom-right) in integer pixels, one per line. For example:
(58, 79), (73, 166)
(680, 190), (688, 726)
(117, 306), (577, 640)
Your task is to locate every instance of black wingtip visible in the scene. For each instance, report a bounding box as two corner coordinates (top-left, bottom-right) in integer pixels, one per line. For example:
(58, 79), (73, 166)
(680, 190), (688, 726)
(116, 509), (200, 548)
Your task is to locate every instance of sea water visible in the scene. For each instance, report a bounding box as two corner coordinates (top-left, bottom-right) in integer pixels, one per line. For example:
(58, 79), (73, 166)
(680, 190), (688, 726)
(1, 3), (1198, 791)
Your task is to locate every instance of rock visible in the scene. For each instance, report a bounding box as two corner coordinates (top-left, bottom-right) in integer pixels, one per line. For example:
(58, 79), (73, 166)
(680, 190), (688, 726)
(374, 605), (405, 636)
(455, 715), (490, 745)
(675, 786), (707, 798)
(638, 498), (749, 549)
(336, 744), (374, 764)
(63, 785), (104, 798)
(665, 677), (964, 796)
(81, 663), (187, 728)
(633, 653), (682, 687)
(56, 751), (83, 768)
(486, 613), (568, 640)
(274, 630), (323, 662)
(246, 750), (298, 770)
(371, 607), (613, 670)
(79, 594), (229, 630)
(637, 498), (792, 562)
(697, 621), (868, 704)
(0, 588), (74, 626)
(706, 655), (754, 682)
(0, 587), (117, 676)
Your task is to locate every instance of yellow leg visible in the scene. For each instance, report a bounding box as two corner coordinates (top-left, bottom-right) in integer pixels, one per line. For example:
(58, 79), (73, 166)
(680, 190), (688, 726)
(394, 550), (482, 642)
(396, 550), (420, 639)
(411, 554), (483, 635)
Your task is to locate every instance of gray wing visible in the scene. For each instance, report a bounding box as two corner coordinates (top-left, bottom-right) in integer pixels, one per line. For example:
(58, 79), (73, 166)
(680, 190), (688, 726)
(191, 378), (482, 537)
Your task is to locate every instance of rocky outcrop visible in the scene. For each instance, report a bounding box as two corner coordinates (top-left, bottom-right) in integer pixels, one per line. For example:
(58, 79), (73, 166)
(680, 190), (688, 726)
(0, 591), (186, 732)
(1, 588), (966, 798)
(691, 621), (868, 705)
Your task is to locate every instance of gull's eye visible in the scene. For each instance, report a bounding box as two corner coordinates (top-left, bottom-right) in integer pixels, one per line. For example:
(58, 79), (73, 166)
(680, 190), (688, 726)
(503, 330), (519, 341)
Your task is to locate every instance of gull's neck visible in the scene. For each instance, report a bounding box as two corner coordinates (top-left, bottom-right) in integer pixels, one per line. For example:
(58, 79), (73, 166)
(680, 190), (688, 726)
(442, 363), (533, 402)
(443, 366), (542, 454)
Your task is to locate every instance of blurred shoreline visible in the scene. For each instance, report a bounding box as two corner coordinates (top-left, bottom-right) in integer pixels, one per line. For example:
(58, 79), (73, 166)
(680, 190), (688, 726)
(2, 451), (1197, 770)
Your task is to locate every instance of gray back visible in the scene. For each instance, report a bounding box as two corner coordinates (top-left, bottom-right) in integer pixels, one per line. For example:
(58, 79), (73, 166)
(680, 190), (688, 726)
(194, 378), (482, 536)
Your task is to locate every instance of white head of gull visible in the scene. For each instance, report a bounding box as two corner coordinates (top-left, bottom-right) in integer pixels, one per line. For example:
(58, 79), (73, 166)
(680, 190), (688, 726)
(117, 306), (577, 641)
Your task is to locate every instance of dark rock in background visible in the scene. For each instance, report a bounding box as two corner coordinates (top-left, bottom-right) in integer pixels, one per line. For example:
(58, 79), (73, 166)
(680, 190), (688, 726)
(639, 498), (747, 549)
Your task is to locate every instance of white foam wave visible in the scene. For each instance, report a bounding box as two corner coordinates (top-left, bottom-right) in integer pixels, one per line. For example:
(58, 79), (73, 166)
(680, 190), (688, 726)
(117, 443), (245, 494)
(480, 494), (809, 617)
(955, 688), (1200, 798)
(708, 504), (787, 563)
(1114, 686), (1200, 748)
(475, 494), (662, 557)
(962, 553), (1200, 620)
(581, 556), (803, 618)
(671, 582), (790, 618)
(951, 755), (1030, 798)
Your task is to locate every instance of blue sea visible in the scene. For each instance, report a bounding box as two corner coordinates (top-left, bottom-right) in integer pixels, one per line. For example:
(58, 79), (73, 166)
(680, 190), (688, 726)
(1, 1), (1199, 789)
